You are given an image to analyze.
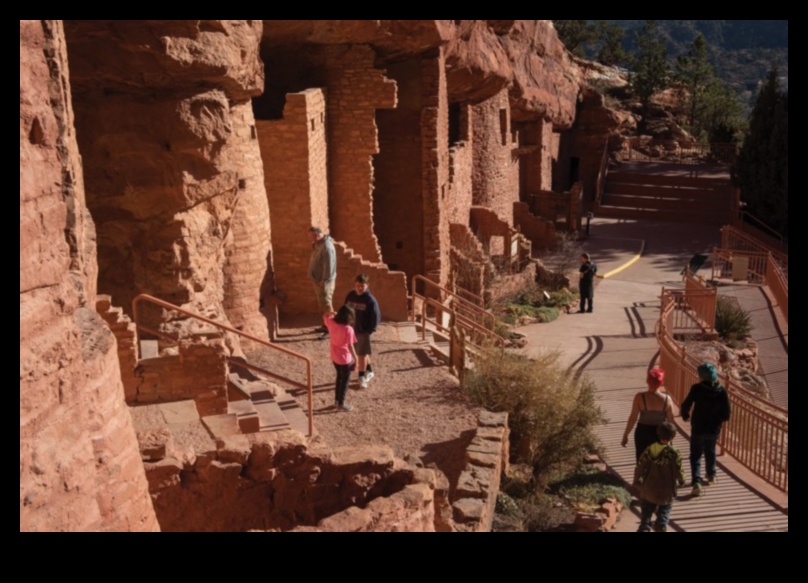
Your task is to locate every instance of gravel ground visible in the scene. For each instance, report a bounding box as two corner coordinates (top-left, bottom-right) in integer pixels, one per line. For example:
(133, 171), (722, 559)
(247, 319), (482, 488)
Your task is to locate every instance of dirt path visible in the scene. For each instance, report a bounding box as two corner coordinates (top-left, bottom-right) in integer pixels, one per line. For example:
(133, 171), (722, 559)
(247, 321), (482, 491)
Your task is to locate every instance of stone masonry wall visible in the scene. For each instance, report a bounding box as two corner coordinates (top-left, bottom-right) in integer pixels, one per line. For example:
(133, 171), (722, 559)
(421, 49), (451, 288)
(257, 89), (329, 317)
(471, 88), (520, 226)
(448, 138), (473, 226)
(452, 412), (509, 532)
(96, 295), (139, 401)
(324, 46), (397, 264)
(514, 202), (558, 250)
(222, 102), (274, 340)
(134, 335), (229, 417)
(333, 242), (410, 322)
(20, 20), (157, 532)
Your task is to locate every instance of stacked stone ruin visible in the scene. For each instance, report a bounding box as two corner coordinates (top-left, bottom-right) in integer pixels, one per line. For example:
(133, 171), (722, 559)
(20, 20), (617, 532)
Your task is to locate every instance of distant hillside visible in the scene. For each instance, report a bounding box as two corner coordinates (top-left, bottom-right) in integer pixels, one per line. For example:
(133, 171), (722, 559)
(611, 20), (788, 102)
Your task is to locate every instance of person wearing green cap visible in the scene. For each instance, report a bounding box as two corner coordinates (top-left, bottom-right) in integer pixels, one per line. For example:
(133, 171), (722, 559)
(681, 362), (731, 497)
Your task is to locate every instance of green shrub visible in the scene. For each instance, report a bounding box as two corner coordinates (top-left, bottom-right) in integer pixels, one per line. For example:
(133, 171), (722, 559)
(549, 465), (632, 512)
(462, 348), (603, 485)
(715, 296), (752, 341)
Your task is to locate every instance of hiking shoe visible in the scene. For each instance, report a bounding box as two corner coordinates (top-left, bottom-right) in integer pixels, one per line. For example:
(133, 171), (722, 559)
(364, 371), (375, 384)
(706, 475), (717, 485)
(691, 484), (703, 497)
(338, 403), (354, 412)
(653, 525), (668, 533)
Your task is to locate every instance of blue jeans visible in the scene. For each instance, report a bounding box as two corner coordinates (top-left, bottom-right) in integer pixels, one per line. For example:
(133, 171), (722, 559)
(690, 432), (719, 485)
(639, 500), (671, 532)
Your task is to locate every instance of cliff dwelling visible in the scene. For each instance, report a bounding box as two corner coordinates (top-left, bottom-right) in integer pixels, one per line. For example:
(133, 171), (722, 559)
(21, 20), (612, 532)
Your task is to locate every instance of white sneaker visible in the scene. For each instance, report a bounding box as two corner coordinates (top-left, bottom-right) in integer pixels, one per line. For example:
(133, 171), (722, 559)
(364, 371), (375, 384)
(359, 376), (369, 390)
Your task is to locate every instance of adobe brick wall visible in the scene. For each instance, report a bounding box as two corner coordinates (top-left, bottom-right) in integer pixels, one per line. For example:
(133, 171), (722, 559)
(257, 89), (329, 317)
(333, 242), (409, 322)
(514, 202), (557, 250)
(448, 139), (474, 225)
(471, 88), (520, 226)
(421, 49), (451, 289)
(223, 102), (273, 339)
(20, 20), (157, 532)
(96, 295), (139, 401)
(324, 46), (396, 264)
(134, 335), (228, 417)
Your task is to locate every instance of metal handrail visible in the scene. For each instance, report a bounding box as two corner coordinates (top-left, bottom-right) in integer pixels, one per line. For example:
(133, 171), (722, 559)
(411, 275), (494, 331)
(656, 289), (788, 492)
(595, 138), (610, 207)
(417, 295), (506, 348)
(722, 224), (788, 270)
(735, 211), (785, 250)
(132, 294), (314, 437)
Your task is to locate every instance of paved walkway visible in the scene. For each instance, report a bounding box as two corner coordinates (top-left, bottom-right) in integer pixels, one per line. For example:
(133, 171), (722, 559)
(517, 217), (788, 532)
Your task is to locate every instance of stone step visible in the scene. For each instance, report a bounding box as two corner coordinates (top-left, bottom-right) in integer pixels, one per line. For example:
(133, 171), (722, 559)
(227, 399), (260, 434)
(254, 400), (290, 431)
(140, 339), (159, 360)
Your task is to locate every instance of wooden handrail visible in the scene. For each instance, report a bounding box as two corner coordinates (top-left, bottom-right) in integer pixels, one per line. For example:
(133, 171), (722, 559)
(656, 289), (788, 492)
(412, 275), (494, 330)
(132, 294), (314, 437)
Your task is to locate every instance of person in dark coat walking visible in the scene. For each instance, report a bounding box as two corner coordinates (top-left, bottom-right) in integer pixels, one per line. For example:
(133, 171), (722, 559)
(681, 362), (731, 497)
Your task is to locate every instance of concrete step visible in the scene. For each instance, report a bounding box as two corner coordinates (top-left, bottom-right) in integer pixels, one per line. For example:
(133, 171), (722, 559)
(228, 369), (312, 436)
(254, 400), (290, 431)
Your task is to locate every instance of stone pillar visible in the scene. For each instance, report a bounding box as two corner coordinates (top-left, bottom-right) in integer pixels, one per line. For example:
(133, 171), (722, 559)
(471, 88), (520, 226)
(324, 46), (397, 264)
(222, 102), (273, 339)
(421, 48), (451, 288)
(257, 89), (329, 317)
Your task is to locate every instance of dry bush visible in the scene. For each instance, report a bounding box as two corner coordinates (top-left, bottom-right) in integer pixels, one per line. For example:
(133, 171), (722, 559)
(463, 347), (603, 485)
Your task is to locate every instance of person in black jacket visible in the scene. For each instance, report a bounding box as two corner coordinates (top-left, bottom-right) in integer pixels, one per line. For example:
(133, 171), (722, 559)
(345, 274), (381, 390)
(681, 362), (731, 497)
(578, 253), (597, 313)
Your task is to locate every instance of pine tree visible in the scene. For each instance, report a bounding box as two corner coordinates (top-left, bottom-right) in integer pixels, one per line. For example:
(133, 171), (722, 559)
(675, 33), (714, 137)
(593, 20), (627, 66)
(630, 21), (669, 122)
(733, 68), (788, 236)
(553, 21), (594, 57)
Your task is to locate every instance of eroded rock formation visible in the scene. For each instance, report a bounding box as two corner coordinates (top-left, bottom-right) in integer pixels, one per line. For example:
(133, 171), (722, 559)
(20, 20), (157, 532)
(21, 19), (591, 531)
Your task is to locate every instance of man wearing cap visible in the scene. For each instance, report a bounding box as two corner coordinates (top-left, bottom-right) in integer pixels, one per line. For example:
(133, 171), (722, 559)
(681, 362), (731, 497)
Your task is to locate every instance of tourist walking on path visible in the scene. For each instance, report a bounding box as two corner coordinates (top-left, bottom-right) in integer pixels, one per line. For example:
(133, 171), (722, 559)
(633, 421), (686, 532)
(323, 305), (358, 412)
(578, 252), (597, 313)
(345, 274), (381, 390)
(308, 226), (337, 338)
(681, 362), (732, 497)
(622, 367), (675, 460)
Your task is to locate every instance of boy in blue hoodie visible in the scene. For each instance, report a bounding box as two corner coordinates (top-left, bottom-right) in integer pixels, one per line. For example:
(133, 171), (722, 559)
(345, 274), (381, 389)
(633, 421), (686, 532)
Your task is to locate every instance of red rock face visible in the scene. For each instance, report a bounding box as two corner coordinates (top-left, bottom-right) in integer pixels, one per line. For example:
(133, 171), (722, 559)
(62, 20), (270, 335)
(445, 20), (580, 126)
(20, 20), (157, 532)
